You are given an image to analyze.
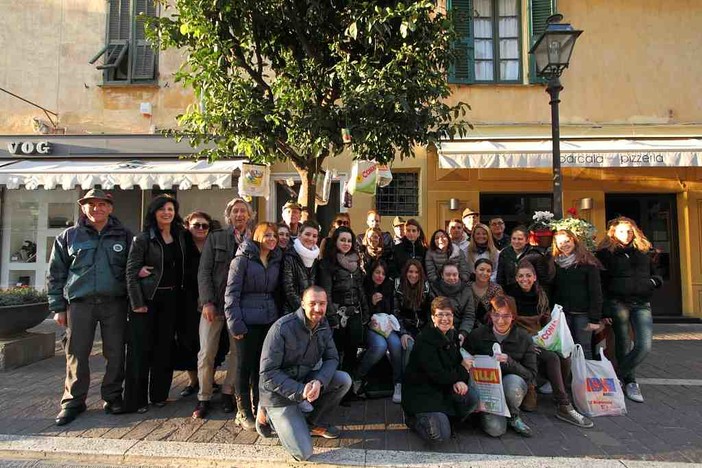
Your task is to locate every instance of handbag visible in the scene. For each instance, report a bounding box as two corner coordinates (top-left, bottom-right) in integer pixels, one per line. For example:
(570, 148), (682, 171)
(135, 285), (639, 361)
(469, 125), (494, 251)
(571, 344), (627, 417)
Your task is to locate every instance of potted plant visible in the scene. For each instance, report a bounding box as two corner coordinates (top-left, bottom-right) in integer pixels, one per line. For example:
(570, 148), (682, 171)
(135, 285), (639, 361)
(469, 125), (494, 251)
(0, 287), (50, 338)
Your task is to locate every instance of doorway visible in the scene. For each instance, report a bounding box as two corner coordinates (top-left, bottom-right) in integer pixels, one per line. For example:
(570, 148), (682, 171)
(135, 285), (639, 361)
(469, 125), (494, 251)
(604, 194), (681, 317)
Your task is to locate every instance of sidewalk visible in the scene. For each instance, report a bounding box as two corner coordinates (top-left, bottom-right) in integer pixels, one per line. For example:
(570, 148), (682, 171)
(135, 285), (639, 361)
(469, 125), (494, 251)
(0, 323), (700, 466)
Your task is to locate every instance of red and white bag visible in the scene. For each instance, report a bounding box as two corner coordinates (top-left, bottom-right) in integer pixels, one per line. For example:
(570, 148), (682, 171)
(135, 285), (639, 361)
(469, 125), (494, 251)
(468, 343), (511, 417)
(571, 344), (627, 417)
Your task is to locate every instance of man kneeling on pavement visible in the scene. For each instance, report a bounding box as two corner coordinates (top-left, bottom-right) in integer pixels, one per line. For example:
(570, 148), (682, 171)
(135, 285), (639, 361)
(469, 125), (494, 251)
(257, 285), (351, 461)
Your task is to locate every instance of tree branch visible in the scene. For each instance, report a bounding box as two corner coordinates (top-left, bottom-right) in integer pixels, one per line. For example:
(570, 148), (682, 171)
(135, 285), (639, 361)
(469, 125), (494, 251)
(230, 42), (273, 103)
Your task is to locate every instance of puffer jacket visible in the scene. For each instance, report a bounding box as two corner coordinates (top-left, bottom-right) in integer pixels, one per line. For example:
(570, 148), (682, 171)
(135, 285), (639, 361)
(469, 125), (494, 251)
(126, 227), (188, 310)
(281, 247), (318, 314)
(393, 237), (427, 274)
(595, 246), (662, 301)
(402, 326), (470, 416)
(224, 239), (282, 336)
(48, 216), (132, 312)
(430, 279), (476, 337)
(465, 324), (538, 384)
(393, 279), (430, 336)
(425, 245), (470, 283)
(197, 227), (239, 314)
(317, 257), (370, 328)
(259, 307), (338, 408)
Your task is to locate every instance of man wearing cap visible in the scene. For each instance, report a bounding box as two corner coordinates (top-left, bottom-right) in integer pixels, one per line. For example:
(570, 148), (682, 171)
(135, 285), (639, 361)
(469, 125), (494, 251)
(48, 189), (133, 426)
(392, 216), (405, 245)
(462, 207), (480, 242)
(282, 201), (302, 239)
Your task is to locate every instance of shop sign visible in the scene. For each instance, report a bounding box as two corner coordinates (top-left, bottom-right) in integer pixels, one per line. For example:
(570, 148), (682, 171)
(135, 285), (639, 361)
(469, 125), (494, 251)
(7, 141), (53, 155)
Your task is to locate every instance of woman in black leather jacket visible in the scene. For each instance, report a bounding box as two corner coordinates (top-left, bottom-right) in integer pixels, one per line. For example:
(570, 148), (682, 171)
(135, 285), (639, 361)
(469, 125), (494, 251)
(317, 226), (369, 374)
(281, 221), (320, 314)
(125, 195), (193, 413)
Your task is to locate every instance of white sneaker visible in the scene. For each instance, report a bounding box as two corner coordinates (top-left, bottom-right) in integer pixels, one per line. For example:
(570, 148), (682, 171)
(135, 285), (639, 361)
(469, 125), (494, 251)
(392, 383), (402, 404)
(538, 382), (553, 394)
(625, 382), (644, 403)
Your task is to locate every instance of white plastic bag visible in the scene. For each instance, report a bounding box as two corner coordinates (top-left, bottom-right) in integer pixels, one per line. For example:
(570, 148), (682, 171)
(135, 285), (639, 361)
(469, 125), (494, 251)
(532, 304), (575, 358)
(347, 160), (377, 195)
(469, 343), (510, 417)
(238, 164), (270, 199)
(369, 313), (400, 338)
(571, 344), (627, 417)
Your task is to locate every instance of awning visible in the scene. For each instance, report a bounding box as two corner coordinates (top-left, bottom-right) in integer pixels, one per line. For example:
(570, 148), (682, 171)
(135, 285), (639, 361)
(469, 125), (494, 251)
(0, 159), (245, 190)
(438, 138), (702, 169)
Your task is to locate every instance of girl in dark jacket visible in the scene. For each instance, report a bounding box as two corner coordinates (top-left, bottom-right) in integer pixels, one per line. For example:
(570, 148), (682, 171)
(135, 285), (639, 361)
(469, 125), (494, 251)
(125, 195), (190, 413)
(496, 226), (529, 288)
(508, 260), (594, 429)
(317, 226), (369, 375)
(552, 229), (604, 359)
(281, 221), (320, 314)
(402, 296), (478, 444)
(355, 260), (407, 403)
(224, 222), (283, 431)
(393, 259), (431, 339)
(464, 294), (537, 438)
(425, 229), (470, 283)
(430, 261), (475, 345)
(595, 217), (662, 404)
(393, 219), (427, 275)
(360, 227), (396, 278)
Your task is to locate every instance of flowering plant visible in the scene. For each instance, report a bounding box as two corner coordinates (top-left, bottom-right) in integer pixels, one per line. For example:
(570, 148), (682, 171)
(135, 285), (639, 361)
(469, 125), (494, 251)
(550, 208), (598, 251)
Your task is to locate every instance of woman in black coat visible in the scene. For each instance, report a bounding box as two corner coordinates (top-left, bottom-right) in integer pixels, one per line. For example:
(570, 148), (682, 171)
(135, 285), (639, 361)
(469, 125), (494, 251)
(402, 296), (478, 444)
(281, 221), (320, 314)
(125, 195), (191, 413)
(465, 294), (537, 438)
(595, 217), (662, 404)
(317, 226), (369, 375)
(393, 219), (427, 275)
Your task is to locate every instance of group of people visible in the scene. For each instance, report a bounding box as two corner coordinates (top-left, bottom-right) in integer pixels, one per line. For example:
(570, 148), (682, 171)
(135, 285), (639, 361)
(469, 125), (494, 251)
(47, 191), (661, 460)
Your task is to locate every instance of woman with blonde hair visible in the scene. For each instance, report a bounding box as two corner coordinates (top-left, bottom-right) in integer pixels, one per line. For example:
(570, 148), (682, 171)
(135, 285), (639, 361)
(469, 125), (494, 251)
(595, 217), (662, 404)
(360, 227), (395, 278)
(466, 223), (499, 281)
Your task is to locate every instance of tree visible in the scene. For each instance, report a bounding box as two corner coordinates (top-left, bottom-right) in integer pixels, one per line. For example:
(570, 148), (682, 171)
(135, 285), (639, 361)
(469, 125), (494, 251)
(151, 0), (470, 211)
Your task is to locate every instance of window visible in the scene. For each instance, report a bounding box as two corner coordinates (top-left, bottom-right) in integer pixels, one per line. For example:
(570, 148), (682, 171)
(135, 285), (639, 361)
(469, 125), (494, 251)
(449, 0), (555, 84)
(375, 172), (419, 217)
(89, 0), (158, 84)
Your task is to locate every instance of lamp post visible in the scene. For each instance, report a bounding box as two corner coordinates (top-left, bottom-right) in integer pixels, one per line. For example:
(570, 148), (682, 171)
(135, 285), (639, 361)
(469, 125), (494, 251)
(529, 14), (582, 219)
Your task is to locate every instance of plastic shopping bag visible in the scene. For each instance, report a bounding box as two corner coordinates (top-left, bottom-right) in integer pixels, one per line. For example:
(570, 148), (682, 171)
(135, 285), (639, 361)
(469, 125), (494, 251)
(369, 313), (400, 338)
(238, 164), (270, 199)
(532, 304), (575, 358)
(571, 344), (627, 417)
(347, 160), (377, 195)
(468, 343), (510, 417)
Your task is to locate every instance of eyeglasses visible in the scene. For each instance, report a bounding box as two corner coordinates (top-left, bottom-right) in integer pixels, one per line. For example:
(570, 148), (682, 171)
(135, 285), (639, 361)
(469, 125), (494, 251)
(190, 223), (210, 229)
(491, 313), (512, 321)
(490, 221), (505, 225)
(433, 312), (454, 319)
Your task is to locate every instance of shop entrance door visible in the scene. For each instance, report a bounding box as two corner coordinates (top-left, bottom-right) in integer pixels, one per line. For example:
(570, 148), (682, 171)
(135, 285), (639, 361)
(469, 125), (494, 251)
(604, 194), (681, 317)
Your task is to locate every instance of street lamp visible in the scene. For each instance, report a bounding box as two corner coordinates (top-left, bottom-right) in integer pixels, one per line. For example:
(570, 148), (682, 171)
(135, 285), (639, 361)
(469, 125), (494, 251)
(529, 14), (582, 219)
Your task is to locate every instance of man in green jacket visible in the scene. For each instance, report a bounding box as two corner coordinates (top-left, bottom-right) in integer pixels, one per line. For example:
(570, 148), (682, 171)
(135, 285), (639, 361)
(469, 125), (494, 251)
(47, 189), (132, 426)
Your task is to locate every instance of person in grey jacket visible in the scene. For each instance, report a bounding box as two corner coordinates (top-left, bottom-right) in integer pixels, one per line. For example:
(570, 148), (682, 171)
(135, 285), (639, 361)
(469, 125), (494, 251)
(224, 222), (282, 431)
(48, 189), (132, 426)
(257, 286), (351, 461)
(124, 195), (190, 413)
(193, 197), (253, 418)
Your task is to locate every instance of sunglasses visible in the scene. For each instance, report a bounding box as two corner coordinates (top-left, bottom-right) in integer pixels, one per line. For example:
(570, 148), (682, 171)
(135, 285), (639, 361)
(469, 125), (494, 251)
(336, 221), (350, 226)
(190, 223), (210, 229)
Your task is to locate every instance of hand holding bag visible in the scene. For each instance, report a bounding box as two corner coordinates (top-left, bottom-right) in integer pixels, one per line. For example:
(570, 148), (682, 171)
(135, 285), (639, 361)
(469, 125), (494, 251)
(571, 344), (627, 417)
(532, 304), (576, 358)
(468, 343), (511, 417)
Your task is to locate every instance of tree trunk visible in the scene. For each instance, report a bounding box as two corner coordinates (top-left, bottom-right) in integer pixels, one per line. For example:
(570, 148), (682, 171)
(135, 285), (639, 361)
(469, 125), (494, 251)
(293, 164), (318, 216)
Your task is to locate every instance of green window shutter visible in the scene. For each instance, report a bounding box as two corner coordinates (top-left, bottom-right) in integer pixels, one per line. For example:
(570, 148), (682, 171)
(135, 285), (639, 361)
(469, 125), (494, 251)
(108, 0), (131, 42)
(528, 0), (555, 84)
(132, 0), (157, 80)
(448, 0), (475, 84)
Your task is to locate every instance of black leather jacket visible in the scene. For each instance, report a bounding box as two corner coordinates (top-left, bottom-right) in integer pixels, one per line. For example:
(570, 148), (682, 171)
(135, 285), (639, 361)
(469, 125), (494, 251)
(317, 257), (370, 327)
(281, 248), (318, 314)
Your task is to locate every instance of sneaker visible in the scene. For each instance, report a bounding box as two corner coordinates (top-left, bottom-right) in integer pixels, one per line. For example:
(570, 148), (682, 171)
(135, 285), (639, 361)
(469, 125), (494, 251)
(180, 384), (199, 397)
(221, 394), (235, 413)
(352, 379), (363, 395)
(521, 384), (537, 412)
(625, 382), (644, 403)
(392, 383), (402, 404)
(256, 417), (274, 438)
(309, 424), (341, 439)
(556, 404), (594, 428)
(235, 409), (256, 431)
(192, 401), (210, 419)
(298, 400), (314, 413)
(508, 416), (533, 437)
(538, 382), (553, 394)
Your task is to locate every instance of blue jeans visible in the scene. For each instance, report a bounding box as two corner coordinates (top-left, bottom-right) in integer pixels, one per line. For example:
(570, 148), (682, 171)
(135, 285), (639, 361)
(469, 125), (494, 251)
(265, 371), (351, 461)
(409, 389), (479, 444)
(481, 374), (527, 437)
(356, 331), (403, 383)
(566, 313), (593, 360)
(606, 299), (653, 384)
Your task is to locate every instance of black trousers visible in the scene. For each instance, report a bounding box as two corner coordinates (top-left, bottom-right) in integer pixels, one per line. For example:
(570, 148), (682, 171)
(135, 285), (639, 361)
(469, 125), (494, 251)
(231, 323), (271, 411)
(332, 313), (364, 374)
(124, 289), (180, 410)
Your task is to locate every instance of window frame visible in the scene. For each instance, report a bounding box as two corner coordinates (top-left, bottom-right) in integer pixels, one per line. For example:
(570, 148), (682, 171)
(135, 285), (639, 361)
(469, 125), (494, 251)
(375, 171), (420, 217)
(472, 0), (523, 84)
(91, 0), (159, 86)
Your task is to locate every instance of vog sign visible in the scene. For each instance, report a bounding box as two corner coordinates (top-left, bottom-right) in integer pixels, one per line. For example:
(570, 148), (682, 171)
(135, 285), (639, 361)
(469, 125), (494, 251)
(7, 141), (53, 155)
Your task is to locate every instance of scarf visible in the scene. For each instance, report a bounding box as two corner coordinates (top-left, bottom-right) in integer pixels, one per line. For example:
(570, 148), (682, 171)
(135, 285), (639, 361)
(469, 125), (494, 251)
(233, 227), (251, 245)
(293, 238), (319, 268)
(436, 279), (463, 297)
(336, 251), (359, 272)
(555, 253), (577, 269)
(475, 244), (488, 255)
